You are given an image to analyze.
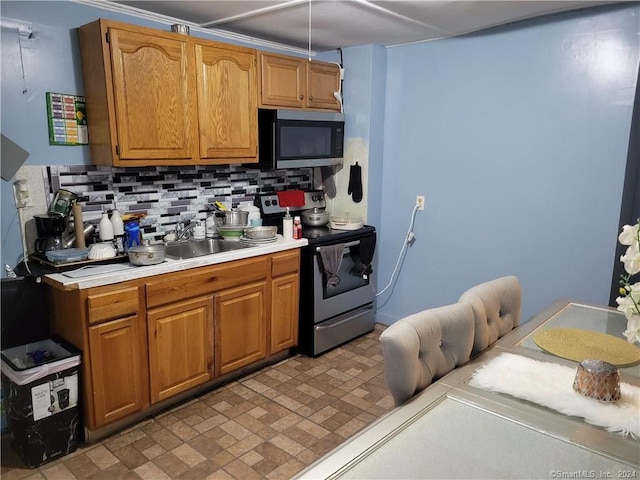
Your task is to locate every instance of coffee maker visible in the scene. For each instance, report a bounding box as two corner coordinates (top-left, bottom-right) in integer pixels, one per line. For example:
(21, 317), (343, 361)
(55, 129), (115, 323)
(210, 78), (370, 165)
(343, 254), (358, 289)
(34, 213), (67, 253)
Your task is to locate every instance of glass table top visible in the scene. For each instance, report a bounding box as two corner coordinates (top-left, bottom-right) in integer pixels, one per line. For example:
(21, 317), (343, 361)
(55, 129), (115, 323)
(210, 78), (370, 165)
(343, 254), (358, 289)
(499, 301), (640, 380)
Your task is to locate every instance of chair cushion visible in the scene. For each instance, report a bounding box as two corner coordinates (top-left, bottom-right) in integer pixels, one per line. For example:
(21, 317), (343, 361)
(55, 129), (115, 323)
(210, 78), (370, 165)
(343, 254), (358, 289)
(380, 302), (474, 406)
(458, 275), (521, 355)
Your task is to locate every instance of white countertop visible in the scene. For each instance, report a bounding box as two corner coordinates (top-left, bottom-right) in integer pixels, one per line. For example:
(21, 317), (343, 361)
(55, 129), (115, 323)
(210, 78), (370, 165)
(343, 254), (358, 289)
(44, 236), (308, 290)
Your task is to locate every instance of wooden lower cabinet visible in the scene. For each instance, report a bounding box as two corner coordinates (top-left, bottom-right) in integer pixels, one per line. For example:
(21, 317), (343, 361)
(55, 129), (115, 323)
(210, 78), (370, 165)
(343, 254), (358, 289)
(88, 315), (145, 426)
(46, 250), (300, 438)
(215, 282), (267, 376)
(147, 296), (214, 403)
(271, 273), (299, 354)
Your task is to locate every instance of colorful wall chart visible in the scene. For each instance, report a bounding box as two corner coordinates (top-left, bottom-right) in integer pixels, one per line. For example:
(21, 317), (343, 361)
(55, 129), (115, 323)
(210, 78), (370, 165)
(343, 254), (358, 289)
(46, 92), (88, 146)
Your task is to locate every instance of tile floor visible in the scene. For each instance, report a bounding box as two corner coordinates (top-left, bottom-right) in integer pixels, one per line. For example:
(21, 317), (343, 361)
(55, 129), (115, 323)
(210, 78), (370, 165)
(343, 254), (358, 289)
(2, 325), (392, 480)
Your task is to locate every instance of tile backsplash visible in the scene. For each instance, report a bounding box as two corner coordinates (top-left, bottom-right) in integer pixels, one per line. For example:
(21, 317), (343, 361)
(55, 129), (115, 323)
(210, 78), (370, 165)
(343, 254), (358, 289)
(45, 164), (312, 244)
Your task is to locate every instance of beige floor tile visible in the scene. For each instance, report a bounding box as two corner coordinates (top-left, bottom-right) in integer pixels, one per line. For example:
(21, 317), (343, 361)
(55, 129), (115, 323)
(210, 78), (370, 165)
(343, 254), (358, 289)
(84, 445), (119, 471)
(40, 463), (78, 480)
(171, 443), (206, 468)
(2, 326), (391, 480)
(134, 461), (172, 480)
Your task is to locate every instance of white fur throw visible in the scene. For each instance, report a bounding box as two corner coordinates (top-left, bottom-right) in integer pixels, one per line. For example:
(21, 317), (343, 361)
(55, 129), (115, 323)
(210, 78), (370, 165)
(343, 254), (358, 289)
(469, 353), (640, 439)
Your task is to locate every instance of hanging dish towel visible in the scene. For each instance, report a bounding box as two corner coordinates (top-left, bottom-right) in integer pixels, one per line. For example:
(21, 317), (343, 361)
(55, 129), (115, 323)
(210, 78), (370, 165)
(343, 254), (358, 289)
(276, 189), (305, 207)
(320, 166), (337, 198)
(318, 244), (344, 288)
(358, 233), (376, 278)
(348, 162), (363, 203)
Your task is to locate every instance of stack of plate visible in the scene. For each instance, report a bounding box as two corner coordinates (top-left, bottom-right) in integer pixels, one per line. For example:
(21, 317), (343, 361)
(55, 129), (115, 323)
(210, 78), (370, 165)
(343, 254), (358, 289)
(241, 226), (278, 245)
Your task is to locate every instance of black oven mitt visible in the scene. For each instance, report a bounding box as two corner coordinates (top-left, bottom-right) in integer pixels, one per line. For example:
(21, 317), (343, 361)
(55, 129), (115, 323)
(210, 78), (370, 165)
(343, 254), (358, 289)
(348, 162), (363, 203)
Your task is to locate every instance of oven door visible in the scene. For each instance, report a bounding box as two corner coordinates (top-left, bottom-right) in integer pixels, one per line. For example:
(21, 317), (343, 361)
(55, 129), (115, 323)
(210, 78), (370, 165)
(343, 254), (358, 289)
(313, 239), (376, 324)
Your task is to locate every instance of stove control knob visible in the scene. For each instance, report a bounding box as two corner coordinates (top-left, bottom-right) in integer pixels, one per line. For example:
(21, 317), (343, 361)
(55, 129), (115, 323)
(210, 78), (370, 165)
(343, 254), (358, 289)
(273, 199), (278, 206)
(312, 194), (323, 202)
(265, 200), (271, 207)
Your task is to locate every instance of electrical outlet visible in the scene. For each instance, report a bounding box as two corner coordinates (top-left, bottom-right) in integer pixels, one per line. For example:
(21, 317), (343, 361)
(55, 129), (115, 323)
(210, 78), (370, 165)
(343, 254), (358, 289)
(13, 180), (31, 209)
(416, 195), (425, 211)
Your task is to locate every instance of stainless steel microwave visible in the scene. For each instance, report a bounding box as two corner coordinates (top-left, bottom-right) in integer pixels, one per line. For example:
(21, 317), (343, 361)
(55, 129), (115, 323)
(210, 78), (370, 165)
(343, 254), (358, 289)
(256, 109), (345, 169)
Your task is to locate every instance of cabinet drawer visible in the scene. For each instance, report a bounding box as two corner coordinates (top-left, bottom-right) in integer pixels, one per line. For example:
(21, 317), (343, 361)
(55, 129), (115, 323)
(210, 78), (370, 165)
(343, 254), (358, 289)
(271, 250), (300, 277)
(87, 286), (140, 325)
(146, 256), (269, 308)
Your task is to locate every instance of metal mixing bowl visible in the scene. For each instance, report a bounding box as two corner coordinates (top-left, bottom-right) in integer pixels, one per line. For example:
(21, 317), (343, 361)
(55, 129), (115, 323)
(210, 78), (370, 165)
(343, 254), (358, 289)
(128, 244), (165, 266)
(244, 226), (277, 240)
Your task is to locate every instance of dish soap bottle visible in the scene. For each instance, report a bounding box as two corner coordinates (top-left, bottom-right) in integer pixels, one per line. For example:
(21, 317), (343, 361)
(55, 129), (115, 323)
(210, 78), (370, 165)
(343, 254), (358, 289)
(99, 211), (114, 242)
(283, 207), (293, 240)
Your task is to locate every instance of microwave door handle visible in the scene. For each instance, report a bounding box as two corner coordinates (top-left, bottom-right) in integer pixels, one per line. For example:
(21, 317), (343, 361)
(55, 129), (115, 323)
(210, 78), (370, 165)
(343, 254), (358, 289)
(272, 120), (277, 167)
(315, 239), (360, 252)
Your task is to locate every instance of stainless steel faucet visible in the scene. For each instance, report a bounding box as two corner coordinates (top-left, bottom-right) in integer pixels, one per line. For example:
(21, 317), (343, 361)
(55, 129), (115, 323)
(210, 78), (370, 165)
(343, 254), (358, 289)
(176, 222), (196, 240)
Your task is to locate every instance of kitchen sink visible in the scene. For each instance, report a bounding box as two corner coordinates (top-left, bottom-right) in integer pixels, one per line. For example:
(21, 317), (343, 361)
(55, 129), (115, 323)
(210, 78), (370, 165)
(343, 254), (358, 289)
(165, 238), (251, 260)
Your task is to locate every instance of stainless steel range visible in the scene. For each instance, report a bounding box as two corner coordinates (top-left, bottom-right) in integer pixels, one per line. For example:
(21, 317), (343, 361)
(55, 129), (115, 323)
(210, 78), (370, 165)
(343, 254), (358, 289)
(255, 191), (377, 356)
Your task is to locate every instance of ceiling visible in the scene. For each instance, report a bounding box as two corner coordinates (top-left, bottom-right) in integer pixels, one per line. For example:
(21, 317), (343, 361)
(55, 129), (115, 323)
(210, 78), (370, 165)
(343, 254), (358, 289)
(97, 0), (621, 53)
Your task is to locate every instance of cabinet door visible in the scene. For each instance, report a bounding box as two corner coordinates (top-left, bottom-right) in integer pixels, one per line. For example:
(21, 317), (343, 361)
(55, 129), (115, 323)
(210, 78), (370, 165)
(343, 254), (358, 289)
(215, 282), (267, 376)
(307, 61), (342, 111)
(259, 53), (306, 109)
(147, 296), (214, 403)
(89, 316), (144, 427)
(109, 28), (197, 161)
(195, 43), (257, 162)
(271, 273), (299, 354)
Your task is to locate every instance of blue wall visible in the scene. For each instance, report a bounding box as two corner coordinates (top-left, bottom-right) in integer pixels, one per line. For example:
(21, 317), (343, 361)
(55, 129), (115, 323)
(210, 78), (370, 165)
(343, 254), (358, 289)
(0, 0), (309, 269)
(375, 4), (640, 324)
(2, 2), (638, 327)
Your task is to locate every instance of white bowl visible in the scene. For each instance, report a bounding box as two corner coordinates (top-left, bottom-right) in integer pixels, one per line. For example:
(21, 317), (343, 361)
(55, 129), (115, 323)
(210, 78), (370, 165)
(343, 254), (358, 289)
(88, 242), (117, 259)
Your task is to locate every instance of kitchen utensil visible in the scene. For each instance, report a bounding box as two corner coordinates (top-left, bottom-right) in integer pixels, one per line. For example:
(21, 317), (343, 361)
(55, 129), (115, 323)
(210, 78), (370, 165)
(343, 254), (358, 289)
(34, 213), (67, 236)
(49, 189), (78, 217)
(35, 235), (63, 252)
(125, 222), (141, 248)
(63, 223), (95, 249)
(87, 243), (117, 260)
(170, 24), (189, 35)
(223, 209), (249, 226)
(244, 226), (277, 240)
(128, 244), (165, 266)
(45, 248), (89, 264)
(216, 225), (246, 240)
(72, 203), (86, 248)
(301, 208), (330, 227)
(240, 205), (261, 225)
(330, 216), (364, 230)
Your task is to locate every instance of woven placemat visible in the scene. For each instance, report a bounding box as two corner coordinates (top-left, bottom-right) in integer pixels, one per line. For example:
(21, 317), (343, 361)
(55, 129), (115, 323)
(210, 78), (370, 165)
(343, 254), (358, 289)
(533, 328), (640, 367)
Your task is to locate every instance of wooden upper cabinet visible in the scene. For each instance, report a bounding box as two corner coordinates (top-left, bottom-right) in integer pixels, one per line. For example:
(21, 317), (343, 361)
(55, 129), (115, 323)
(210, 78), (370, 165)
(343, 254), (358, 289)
(259, 52), (341, 111)
(307, 61), (342, 110)
(109, 28), (197, 162)
(78, 19), (258, 166)
(259, 53), (306, 109)
(194, 42), (257, 162)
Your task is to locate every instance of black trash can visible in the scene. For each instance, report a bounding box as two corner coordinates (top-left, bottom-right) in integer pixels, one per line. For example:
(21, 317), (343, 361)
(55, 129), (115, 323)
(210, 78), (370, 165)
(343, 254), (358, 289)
(0, 336), (81, 468)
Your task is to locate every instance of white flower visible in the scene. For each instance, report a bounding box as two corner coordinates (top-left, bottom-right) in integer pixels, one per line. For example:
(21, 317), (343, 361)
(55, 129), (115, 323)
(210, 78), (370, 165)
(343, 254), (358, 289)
(618, 223), (640, 246)
(616, 221), (640, 344)
(616, 282), (640, 317)
(620, 242), (640, 275)
(622, 312), (640, 344)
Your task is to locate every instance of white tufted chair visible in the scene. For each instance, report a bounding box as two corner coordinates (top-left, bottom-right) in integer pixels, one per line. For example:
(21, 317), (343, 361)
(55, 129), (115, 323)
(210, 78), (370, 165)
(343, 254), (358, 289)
(379, 302), (475, 407)
(458, 275), (522, 356)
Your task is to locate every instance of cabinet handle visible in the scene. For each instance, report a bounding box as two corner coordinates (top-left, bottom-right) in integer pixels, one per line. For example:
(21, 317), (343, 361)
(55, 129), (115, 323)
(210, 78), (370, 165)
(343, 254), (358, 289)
(299, 94), (304, 100)
(309, 96), (313, 101)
